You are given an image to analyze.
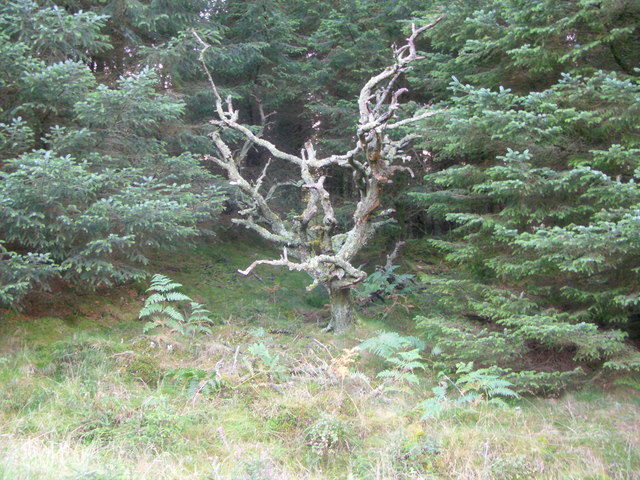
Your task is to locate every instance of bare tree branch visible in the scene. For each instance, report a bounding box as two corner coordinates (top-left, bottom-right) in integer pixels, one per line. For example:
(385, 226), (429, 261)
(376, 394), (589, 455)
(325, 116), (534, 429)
(238, 248), (366, 288)
(385, 241), (406, 270)
(194, 18), (443, 332)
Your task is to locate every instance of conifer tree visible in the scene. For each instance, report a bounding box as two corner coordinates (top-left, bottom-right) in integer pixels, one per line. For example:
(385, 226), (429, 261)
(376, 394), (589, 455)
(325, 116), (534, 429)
(0, 1), (226, 306)
(410, 0), (640, 373)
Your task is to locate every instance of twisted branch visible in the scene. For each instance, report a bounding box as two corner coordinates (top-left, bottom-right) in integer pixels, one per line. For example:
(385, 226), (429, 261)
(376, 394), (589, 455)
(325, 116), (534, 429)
(194, 19), (442, 300)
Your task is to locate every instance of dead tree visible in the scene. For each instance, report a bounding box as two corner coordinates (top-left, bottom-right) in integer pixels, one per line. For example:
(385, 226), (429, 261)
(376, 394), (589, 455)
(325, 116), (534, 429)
(195, 19), (442, 332)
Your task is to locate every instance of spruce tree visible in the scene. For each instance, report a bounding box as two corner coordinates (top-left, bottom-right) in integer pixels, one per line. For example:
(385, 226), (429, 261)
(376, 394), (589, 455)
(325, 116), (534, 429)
(410, 0), (640, 375)
(0, 1), (226, 307)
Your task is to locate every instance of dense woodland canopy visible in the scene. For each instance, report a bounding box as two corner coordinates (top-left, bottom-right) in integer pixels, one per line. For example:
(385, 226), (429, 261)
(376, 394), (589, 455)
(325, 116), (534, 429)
(1, 0), (640, 387)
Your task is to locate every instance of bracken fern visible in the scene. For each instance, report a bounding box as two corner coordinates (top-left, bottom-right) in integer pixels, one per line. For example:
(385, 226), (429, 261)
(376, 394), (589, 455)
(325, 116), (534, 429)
(139, 274), (215, 336)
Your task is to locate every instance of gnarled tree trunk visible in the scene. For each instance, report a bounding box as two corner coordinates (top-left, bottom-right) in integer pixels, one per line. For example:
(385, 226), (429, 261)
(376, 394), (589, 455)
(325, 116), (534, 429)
(329, 286), (354, 333)
(194, 19), (443, 332)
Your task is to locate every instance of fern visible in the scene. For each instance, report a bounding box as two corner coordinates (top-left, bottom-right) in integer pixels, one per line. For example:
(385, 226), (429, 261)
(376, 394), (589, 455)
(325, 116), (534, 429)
(139, 274), (216, 337)
(377, 349), (426, 389)
(359, 330), (425, 358)
(360, 332), (427, 392)
(144, 293), (165, 305)
(419, 362), (519, 419)
(247, 342), (289, 382)
(166, 367), (225, 397)
(455, 363), (519, 404)
(164, 292), (191, 302)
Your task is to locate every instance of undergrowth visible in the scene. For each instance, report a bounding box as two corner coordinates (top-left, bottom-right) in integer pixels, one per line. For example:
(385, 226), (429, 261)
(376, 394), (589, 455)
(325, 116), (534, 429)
(0, 238), (638, 479)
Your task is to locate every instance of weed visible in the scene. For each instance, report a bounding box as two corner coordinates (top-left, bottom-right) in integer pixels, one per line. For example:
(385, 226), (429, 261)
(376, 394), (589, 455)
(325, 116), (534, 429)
(0, 379), (52, 413)
(40, 340), (113, 382)
(265, 408), (300, 433)
(396, 432), (442, 476)
(239, 456), (287, 480)
(304, 412), (355, 466)
(166, 367), (226, 397)
(65, 470), (128, 480)
(490, 454), (539, 480)
(74, 397), (191, 451)
(75, 408), (125, 445)
(133, 400), (189, 450)
(261, 282), (289, 306)
(247, 343), (289, 382)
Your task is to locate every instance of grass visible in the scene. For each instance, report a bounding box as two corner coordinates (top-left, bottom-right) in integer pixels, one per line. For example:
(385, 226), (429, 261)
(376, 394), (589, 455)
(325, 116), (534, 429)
(0, 235), (638, 479)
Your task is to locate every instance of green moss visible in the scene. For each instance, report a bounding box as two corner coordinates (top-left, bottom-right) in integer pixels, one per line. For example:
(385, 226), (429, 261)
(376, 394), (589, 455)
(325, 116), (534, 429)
(21, 317), (75, 344)
(124, 354), (162, 387)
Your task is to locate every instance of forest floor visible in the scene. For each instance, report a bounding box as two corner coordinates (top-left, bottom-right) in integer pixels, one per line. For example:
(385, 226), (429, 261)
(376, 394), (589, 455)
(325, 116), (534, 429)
(0, 233), (639, 480)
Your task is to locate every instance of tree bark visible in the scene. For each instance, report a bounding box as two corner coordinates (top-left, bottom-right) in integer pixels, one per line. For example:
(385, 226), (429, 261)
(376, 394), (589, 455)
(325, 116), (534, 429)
(328, 286), (354, 333)
(193, 20), (443, 334)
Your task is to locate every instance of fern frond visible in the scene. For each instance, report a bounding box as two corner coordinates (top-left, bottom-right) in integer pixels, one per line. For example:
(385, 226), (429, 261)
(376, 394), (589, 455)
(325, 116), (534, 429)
(139, 302), (163, 318)
(486, 398), (509, 407)
(153, 282), (184, 293)
(147, 274), (175, 291)
(164, 292), (192, 302)
(397, 350), (424, 362)
(162, 305), (185, 322)
(143, 321), (157, 333)
(359, 330), (425, 357)
(489, 387), (519, 398)
(418, 398), (447, 419)
(456, 391), (481, 405)
(144, 293), (166, 305)
(190, 302), (212, 315)
(165, 318), (184, 334)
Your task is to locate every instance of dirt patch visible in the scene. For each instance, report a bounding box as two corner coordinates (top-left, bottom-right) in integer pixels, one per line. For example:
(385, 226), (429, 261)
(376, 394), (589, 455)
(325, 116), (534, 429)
(514, 342), (587, 374)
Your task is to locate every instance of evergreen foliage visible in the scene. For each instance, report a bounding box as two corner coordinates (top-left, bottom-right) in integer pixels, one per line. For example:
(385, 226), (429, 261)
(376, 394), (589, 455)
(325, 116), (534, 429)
(0, 2), (226, 306)
(0, 242), (60, 307)
(0, 0), (638, 381)
(355, 264), (416, 302)
(413, 0), (639, 94)
(410, 0), (640, 374)
(0, 1), (111, 62)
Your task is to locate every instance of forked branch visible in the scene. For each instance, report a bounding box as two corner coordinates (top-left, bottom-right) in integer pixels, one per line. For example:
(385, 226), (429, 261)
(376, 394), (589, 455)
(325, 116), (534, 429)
(194, 19), (442, 331)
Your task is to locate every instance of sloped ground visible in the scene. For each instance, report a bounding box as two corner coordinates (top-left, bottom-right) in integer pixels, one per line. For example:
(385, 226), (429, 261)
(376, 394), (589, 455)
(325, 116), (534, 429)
(0, 236), (638, 480)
